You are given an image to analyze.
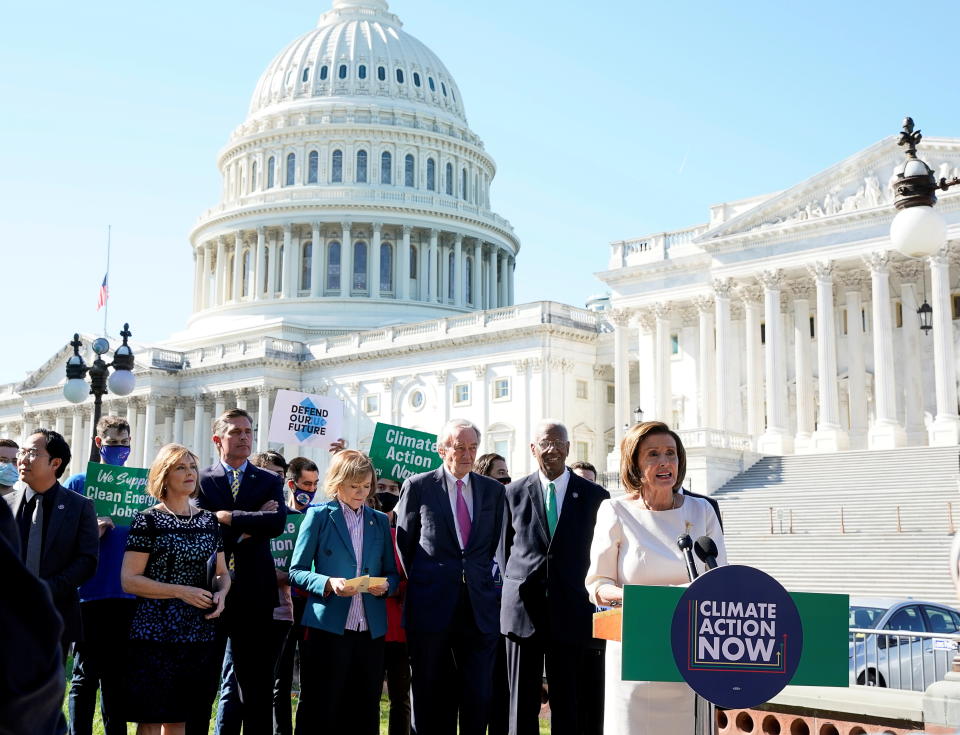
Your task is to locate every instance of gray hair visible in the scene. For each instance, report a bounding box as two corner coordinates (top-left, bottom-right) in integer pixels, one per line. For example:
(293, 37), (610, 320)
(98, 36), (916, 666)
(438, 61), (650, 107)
(533, 419), (568, 442)
(437, 418), (481, 449)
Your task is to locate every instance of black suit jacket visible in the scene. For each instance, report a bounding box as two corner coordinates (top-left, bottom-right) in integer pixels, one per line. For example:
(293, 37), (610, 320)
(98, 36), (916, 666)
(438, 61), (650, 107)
(395, 468), (505, 635)
(499, 470), (608, 643)
(5, 481), (99, 643)
(683, 488), (722, 529)
(197, 462), (286, 614)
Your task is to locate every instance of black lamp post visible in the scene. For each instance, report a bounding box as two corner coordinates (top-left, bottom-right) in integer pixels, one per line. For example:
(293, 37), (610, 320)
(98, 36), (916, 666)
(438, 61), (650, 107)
(633, 406), (644, 424)
(63, 324), (136, 462)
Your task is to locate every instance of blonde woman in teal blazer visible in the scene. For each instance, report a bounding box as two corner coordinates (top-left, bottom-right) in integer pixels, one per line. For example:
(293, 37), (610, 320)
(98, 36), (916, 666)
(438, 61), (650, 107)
(289, 450), (399, 735)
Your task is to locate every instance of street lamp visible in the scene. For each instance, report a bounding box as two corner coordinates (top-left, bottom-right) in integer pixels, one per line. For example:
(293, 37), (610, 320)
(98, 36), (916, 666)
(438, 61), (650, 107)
(633, 406), (644, 424)
(63, 323), (136, 462)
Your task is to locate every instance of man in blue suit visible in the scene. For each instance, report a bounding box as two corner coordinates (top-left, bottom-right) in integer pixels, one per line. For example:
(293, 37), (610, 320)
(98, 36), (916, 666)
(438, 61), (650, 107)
(188, 408), (286, 735)
(395, 418), (506, 735)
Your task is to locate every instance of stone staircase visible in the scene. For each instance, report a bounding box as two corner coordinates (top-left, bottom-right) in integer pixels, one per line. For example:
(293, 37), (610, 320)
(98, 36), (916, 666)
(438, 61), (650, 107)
(713, 445), (960, 607)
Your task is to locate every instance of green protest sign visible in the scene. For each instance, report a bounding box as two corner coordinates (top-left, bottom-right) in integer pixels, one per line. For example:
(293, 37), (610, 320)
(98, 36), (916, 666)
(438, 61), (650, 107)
(368, 422), (442, 484)
(271, 513), (306, 571)
(84, 462), (151, 526)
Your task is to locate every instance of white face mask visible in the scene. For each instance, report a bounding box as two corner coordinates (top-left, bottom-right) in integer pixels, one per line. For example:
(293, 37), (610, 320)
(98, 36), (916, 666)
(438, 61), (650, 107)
(0, 462), (19, 487)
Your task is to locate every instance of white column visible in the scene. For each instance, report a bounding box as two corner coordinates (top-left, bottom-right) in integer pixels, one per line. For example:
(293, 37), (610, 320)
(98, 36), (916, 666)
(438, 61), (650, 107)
(54, 410), (66, 439)
(201, 243), (213, 309)
(865, 251), (906, 448)
(428, 229), (439, 303)
(499, 250), (509, 307)
(694, 295), (715, 428)
(193, 397), (207, 464)
(740, 286), (764, 441)
(453, 234), (464, 307)
(652, 302), (672, 423)
(310, 222), (322, 298)
(399, 227), (411, 300)
(898, 275), (926, 444)
(928, 250), (960, 445)
(341, 222), (352, 296)
(487, 247), (497, 309)
(235, 390), (249, 412)
(173, 400), (185, 445)
(440, 237), (450, 304)
(257, 386), (271, 452)
(472, 240), (482, 309)
(508, 256), (515, 306)
(634, 311), (655, 424)
(232, 232), (243, 303)
(143, 397), (157, 465)
(809, 262), (847, 451)
(214, 237), (226, 306)
(214, 392), (226, 419)
(266, 230), (278, 299)
(758, 271), (792, 454)
(281, 224), (294, 298)
(839, 274), (869, 449)
(790, 281), (815, 448)
(193, 250), (203, 311)
(254, 227), (266, 300)
(610, 309), (632, 448)
(371, 222), (382, 299)
(713, 279), (732, 432)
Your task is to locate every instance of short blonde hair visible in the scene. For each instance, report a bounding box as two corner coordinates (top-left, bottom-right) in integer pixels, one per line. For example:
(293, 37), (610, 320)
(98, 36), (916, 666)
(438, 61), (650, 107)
(323, 449), (375, 498)
(148, 443), (200, 500)
(619, 421), (686, 497)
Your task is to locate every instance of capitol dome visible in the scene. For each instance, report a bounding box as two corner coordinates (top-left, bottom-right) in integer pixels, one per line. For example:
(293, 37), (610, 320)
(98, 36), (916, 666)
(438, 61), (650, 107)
(182, 0), (519, 343)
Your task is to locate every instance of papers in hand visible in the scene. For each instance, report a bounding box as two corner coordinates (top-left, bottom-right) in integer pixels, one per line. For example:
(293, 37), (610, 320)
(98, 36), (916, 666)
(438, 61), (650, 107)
(343, 575), (388, 593)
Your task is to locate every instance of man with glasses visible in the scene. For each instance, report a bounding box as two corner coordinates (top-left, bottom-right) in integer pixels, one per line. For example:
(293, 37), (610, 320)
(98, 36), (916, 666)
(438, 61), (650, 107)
(499, 421), (608, 735)
(4, 429), (99, 660)
(0, 438), (18, 497)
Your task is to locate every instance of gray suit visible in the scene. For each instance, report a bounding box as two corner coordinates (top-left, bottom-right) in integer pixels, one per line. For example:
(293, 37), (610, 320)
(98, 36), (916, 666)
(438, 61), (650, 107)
(6, 481), (99, 647)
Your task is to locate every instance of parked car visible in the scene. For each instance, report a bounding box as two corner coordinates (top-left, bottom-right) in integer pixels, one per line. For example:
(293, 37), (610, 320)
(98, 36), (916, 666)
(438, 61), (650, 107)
(849, 596), (960, 690)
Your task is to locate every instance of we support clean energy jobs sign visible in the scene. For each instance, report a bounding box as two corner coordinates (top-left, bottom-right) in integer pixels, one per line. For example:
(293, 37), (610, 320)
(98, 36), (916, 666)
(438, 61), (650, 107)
(85, 462), (151, 525)
(368, 422), (442, 483)
(268, 389), (344, 448)
(270, 513), (305, 571)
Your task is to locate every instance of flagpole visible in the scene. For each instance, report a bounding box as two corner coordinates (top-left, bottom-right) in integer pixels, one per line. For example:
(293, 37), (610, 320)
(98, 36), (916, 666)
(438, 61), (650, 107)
(104, 225), (111, 336)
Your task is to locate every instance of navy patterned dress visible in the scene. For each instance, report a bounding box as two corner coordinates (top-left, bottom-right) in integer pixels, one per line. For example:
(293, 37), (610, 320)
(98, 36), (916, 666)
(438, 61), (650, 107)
(124, 506), (223, 723)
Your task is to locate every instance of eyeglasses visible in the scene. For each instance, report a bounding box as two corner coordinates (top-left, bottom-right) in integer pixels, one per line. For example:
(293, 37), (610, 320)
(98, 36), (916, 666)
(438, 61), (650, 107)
(536, 441), (567, 451)
(15, 448), (46, 460)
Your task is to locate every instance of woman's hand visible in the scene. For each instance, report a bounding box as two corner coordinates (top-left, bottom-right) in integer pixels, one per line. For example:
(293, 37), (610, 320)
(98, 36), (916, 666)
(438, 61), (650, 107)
(179, 586), (215, 609)
(205, 590), (227, 619)
(367, 581), (389, 597)
(327, 578), (358, 597)
(596, 584), (624, 607)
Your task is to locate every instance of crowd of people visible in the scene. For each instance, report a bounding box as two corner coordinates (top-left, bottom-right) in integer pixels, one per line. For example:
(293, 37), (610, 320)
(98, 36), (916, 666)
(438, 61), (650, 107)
(0, 405), (726, 735)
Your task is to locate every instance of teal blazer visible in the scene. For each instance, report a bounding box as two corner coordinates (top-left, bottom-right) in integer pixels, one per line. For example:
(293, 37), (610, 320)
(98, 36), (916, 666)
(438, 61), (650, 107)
(289, 499), (399, 638)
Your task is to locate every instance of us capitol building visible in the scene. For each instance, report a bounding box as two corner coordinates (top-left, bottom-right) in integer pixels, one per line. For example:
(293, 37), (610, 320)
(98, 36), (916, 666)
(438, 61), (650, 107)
(3, 0), (959, 493)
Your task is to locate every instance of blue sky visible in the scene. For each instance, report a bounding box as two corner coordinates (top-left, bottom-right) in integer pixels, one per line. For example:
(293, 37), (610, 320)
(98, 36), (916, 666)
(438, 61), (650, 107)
(2, 0), (958, 384)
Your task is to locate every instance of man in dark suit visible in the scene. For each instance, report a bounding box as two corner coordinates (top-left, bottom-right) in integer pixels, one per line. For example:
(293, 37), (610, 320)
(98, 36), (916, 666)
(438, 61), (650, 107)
(395, 418), (506, 735)
(500, 421), (608, 735)
(5, 428), (99, 659)
(188, 408), (286, 735)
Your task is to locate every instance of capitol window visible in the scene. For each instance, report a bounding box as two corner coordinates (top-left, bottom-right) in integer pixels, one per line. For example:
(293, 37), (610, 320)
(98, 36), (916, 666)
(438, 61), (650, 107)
(267, 156), (275, 189)
(285, 153), (295, 186)
(358, 64), (367, 80)
(428, 76), (436, 91)
(445, 163), (453, 196)
(331, 150), (343, 183)
(441, 81), (447, 96)
(338, 64), (347, 80)
(327, 241), (341, 291)
(251, 161), (258, 192)
(275, 245), (284, 293)
(448, 251), (454, 300)
(493, 378), (510, 401)
(301, 242), (312, 291)
(320, 65), (329, 81)
(670, 332), (680, 357)
(301, 67), (310, 83)
(381, 151), (392, 184)
(454, 383), (470, 406)
(576, 380), (588, 400)
(426, 158), (436, 191)
(465, 257), (473, 304)
(409, 390), (425, 410)
(413, 72), (421, 87)
(353, 242), (367, 292)
(308, 151), (318, 184)
(409, 245), (417, 278)
(356, 150), (368, 183)
(404, 155), (415, 187)
(380, 243), (393, 292)
(606, 385), (615, 404)
(364, 394), (380, 415)
(396, 68), (404, 84)
(576, 441), (590, 462)
(377, 65), (386, 81)
(461, 169), (468, 201)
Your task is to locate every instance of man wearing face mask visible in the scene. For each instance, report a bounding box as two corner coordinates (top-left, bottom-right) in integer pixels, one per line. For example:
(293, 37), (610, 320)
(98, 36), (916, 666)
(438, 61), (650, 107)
(0, 439), (19, 496)
(64, 415), (136, 735)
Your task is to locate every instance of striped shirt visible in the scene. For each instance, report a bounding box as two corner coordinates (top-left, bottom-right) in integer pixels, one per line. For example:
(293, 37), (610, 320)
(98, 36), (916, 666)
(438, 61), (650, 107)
(339, 500), (368, 632)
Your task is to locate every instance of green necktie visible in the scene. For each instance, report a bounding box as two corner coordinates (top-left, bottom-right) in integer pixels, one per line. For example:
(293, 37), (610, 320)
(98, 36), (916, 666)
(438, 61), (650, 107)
(545, 482), (558, 538)
(230, 469), (241, 499)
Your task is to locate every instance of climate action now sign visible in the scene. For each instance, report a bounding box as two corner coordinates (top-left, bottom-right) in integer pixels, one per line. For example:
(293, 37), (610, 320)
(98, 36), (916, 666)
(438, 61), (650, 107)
(271, 513), (306, 571)
(368, 422), (441, 483)
(85, 462), (151, 526)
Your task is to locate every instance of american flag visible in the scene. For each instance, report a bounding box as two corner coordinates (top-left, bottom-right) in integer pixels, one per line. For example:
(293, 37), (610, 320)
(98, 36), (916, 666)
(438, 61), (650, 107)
(97, 274), (109, 311)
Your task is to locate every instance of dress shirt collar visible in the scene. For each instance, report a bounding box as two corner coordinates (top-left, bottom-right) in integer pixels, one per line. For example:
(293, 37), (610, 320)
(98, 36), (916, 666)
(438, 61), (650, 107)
(442, 466), (471, 491)
(220, 459), (249, 476)
(539, 467), (569, 512)
(337, 499), (363, 518)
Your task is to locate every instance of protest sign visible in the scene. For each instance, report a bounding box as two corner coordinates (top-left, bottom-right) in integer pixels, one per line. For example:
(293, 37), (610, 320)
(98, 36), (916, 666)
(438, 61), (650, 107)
(268, 389), (344, 448)
(271, 513), (306, 571)
(84, 462), (151, 526)
(368, 422), (442, 483)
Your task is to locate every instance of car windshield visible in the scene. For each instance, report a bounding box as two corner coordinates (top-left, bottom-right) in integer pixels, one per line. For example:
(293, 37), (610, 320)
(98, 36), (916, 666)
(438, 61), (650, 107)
(850, 606), (886, 629)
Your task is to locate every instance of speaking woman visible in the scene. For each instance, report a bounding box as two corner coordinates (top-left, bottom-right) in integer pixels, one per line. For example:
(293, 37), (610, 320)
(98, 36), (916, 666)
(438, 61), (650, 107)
(585, 422), (727, 735)
(288, 450), (399, 734)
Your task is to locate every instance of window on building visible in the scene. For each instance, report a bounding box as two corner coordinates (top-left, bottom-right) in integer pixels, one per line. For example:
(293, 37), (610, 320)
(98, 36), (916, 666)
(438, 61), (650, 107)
(576, 441), (590, 462)
(327, 241), (341, 291)
(606, 384), (615, 404)
(404, 154), (415, 187)
(320, 65), (329, 81)
(409, 389), (425, 410)
(426, 158), (436, 191)
(493, 378), (510, 400)
(413, 72), (421, 87)
(262, 250), (270, 293)
(358, 64), (367, 80)
(809, 315), (816, 338)
(454, 383), (470, 405)
(301, 67), (310, 83)
(842, 308), (847, 335)
(275, 245), (283, 293)
(461, 168), (468, 200)
(381, 151), (392, 184)
(441, 81), (447, 96)
(396, 68), (404, 84)
(301, 241), (312, 290)
(251, 160), (258, 192)
(448, 251), (454, 300)
(670, 332), (680, 355)
(380, 242), (393, 292)
(895, 300), (903, 329)
(445, 163), (453, 195)
(465, 256), (473, 304)
(331, 149), (343, 183)
(242, 249), (252, 298)
(356, 150), (368, 183)
(285, 153), (295, 186)
(428, 76), (436, 91)
(760, 322), (766, 345)
(409, 245), (417, 278)
(266, 156), (275, 188)
(308, 150), (318, 184)
(576, 380), (588, 399)
(493, 439), (508, 457)
(353, 241), (367, 292)
(338, 64), (347, 79)
(364, 394), (380, 415)
(377, 65), (386, 81)
(953, 293), (960, 319)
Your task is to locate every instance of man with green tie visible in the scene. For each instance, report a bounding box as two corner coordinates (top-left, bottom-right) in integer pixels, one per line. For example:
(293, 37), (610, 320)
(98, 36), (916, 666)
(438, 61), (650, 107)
(498, 421), (609, 735)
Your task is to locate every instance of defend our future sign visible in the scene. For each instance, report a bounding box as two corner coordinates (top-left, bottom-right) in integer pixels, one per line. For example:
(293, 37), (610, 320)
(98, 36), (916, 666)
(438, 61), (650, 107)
(268, 389), (344, 448)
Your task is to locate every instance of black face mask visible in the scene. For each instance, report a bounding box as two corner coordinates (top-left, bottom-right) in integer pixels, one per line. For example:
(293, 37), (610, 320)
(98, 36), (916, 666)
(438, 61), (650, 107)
(497, 476), (511, 486)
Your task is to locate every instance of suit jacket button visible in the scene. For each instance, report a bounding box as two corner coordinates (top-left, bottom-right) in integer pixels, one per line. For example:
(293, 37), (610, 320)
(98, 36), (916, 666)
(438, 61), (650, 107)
(548, 554), (554, 560)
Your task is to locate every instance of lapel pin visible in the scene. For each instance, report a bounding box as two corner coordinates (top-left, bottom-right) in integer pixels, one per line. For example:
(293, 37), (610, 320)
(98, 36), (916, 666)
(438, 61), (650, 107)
(58, 504), (65, 510)
(572, 492), (579, 499)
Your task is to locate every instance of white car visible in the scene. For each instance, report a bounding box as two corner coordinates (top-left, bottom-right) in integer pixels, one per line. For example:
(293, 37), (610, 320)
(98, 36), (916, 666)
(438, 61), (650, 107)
(849, 596), (960, 690)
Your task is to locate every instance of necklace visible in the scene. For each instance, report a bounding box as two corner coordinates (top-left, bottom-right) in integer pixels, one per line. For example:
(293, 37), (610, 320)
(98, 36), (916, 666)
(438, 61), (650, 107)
(640, 491), (679, 512)
(160, 501), (195, 525)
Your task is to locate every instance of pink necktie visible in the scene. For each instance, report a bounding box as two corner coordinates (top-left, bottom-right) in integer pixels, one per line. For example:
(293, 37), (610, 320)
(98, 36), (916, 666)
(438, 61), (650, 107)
(455, 479), (471, 548)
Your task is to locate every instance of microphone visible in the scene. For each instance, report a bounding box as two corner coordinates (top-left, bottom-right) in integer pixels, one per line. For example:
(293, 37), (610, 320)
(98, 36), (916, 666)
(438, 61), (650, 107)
(677, 534), (699, 582)
(694, 536), (719, 571)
